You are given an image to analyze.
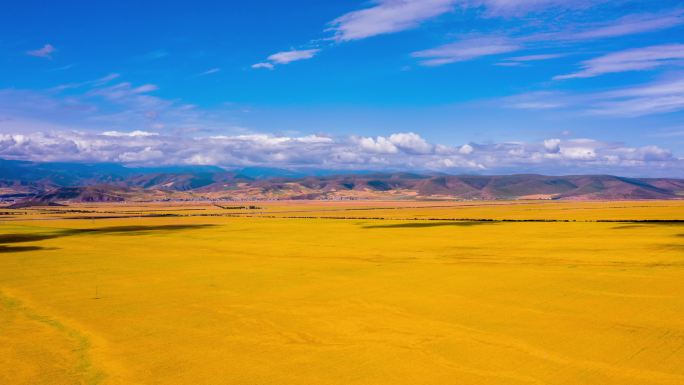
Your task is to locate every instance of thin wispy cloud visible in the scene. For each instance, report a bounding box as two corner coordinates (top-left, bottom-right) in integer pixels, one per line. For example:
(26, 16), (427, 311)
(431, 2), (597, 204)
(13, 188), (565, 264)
(505, 75), (684, 117)
(134, 49), (169, 61)
(51, 73), (121, 91)
(256, 2), (683, 72)
(569, 10), (684, 40)
(413, 9), (684, 68)
(26, 43), (56, 59)
(90, 82), (159, 101)
(475, 0), (612, 17)
(497, 53), (565, 66)
(268, 49), (319, 64)
(328, 0), (455, 41)
(251, 62), (274, 70)
(198, 68), (221, 76)
(412, 36), (520, 66)
(48, 64), (75, 72)
(504, 53), (566, 62)
(555, 44), (684, 80)
(591, 77), (684, 116)
(325, 0), (617, 42)
(253, 49), (319, 69)
(0, 77), (219, 136)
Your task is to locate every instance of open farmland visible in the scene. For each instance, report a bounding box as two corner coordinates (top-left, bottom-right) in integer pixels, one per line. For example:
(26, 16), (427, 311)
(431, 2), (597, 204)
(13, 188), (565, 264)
(1, 200), (683, 384)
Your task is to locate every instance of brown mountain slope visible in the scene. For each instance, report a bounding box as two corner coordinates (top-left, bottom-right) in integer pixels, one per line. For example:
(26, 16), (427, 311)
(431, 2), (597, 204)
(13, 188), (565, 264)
(5, 174), (684, 205)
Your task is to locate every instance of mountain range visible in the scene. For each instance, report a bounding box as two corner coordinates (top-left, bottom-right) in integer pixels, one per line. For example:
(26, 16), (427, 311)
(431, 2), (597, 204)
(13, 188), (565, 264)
(2, 158), (683, 206)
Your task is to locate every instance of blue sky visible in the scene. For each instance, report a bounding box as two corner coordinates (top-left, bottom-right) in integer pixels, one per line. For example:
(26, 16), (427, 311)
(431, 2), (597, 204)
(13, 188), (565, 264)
(1, 0), (684, 176)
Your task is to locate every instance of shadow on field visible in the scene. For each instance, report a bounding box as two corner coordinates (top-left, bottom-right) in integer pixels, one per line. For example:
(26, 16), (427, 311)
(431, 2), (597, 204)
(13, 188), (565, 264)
(363, 221), (497, 229)
(0, 224), (215, 253)
(612, 221), (684, 230)
(0, 245), (48, 253)
(0, 233), (63, 244)
(63, 224), (216, 235)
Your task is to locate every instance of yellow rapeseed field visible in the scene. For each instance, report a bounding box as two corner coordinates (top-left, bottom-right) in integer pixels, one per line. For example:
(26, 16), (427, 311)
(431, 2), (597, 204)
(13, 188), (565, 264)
(1, 200), (683, 384)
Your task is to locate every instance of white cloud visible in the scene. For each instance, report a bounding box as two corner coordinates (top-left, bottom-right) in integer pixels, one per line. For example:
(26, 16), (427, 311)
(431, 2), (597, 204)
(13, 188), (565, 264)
(459, 144), (474, 154)
(555, 44), (684, 80)
(496, 53), (566, 67)
(198, 68), (221, 76)
(101, 130), (159, 137)
(412, 36), (520, 66)
(253, 49), (320, 70)
(91, 82), (160, 100)
(26, 44), (56, 59)
(329, 0), (455, 41)
(268, 49), (320, 64)
(475, 0), (606, 17)
(502, 53), (565, 63)
(559, 143), (597, 160)
(0, 78), (214, 137)
(52, 73), (121, 92)
(118, 146), (164, 163)
(570, 11), (684, 40)
(590, 77), (684, 116)
(252, 62), (274, 70)
(357, 136), (399, 154)
(413, 9), (684, 68)
(325, 0), (622, 43)
(511, 102), (564, 109)
(505, 75), (684, 117)
(388, 132), (433, 153)
(543, 138), (561, 153)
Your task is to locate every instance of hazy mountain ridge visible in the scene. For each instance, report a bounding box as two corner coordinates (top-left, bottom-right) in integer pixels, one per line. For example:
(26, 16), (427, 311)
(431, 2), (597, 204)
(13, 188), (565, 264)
(2, 159), (683, 204)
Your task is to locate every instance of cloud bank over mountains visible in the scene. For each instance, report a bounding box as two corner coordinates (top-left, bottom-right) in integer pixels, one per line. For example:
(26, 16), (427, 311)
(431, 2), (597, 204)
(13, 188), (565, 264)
(0, 130), (680, 177)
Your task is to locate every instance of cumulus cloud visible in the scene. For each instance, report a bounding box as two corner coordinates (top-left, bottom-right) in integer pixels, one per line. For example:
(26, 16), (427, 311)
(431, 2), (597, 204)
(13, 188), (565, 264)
(357, 136), (399, 154)
(555, 44), (684, 80)
(26, 44), (56, 59)
(543, 138), (561, 153)
(458, 144), (474, 154)
(388, 132), (433, 153)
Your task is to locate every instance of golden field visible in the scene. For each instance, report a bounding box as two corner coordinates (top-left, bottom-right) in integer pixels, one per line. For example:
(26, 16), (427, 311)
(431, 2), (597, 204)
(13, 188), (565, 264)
(1, 200), (683, 384)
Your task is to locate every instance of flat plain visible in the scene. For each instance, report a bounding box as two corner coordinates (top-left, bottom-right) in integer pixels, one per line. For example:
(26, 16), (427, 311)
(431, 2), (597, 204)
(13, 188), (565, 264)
(1, 200), (683, 384)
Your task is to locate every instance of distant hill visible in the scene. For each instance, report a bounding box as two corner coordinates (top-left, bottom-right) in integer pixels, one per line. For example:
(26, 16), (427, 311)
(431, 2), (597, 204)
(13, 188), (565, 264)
(1, 159), (683, 204)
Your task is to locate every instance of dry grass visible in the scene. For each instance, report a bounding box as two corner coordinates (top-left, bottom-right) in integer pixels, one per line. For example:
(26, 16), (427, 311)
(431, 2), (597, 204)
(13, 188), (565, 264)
(1, 200), (683, 384)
